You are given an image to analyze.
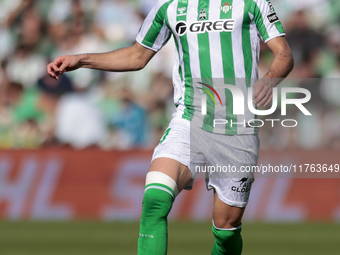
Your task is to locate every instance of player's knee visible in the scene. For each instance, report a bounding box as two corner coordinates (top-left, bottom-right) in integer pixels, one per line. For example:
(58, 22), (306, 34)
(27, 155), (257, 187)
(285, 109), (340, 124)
(213, 224), (241, 240)
(141, 172), (178, 219)
(213, 217), (241, 229)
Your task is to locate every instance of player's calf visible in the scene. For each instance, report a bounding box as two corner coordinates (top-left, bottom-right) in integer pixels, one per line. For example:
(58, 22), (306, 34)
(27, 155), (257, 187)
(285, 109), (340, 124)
(211, 192), (246, 255)
(137, 171), (178, 255)
(211, 221), (243, 255)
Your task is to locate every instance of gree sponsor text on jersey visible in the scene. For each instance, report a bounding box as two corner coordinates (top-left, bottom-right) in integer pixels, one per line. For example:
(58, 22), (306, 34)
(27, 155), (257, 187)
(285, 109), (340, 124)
(175, 19), (236, 36)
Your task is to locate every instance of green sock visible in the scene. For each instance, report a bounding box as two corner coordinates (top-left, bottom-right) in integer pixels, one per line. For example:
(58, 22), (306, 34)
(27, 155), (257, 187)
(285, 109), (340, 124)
(211, 224), (243, 255)
(137, 184), (175, 255)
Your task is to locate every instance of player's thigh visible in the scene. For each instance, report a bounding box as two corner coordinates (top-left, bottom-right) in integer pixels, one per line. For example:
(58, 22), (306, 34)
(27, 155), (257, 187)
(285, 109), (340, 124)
(212, 190), (245, 229)
(150, 116), (194, 193)
(148, 158), (192, 193)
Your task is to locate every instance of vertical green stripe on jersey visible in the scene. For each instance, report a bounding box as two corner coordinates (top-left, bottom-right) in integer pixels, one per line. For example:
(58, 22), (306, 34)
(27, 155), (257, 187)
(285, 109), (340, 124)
(252, 1), (269, 41)
(198, 0), (214, 132)
(174, 38), (184, 82)
(273, 19), (285, 34)
(169, 6), (184, 84)
(242, 2), (252, 84)
(163, 5), (173, 47)
(220, 0), (237, 135)
(178, 0), (194, 121)
(242, 9), (257, 130)
(142, 1), (172, 48)
(164, 2), (183, 83)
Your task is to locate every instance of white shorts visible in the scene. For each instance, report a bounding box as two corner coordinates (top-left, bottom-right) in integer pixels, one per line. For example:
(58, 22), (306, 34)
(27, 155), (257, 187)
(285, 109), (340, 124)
(152, 116), (260, 208)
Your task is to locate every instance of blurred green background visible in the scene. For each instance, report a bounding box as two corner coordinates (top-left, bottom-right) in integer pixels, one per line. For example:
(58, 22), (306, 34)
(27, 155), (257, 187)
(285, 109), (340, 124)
(1, 221), (339, 255)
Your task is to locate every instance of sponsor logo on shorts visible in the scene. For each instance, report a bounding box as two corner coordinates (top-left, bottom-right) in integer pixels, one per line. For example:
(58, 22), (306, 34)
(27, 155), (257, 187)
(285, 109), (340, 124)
(231, 177), (252, 193)
(267, 12), (279, 24)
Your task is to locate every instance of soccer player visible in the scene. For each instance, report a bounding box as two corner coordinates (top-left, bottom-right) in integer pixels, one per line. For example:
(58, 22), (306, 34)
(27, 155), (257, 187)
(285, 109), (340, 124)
(47, 0), (294, 254)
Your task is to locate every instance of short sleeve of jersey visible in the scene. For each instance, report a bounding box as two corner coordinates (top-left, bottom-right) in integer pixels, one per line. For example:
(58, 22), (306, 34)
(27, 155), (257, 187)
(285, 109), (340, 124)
(252, 0), (285, 43)
(136, 0), (172, 52)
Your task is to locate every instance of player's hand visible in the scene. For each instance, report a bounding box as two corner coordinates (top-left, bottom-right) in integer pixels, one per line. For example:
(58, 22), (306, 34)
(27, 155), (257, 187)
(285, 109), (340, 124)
(47, 55), (82, 80)
(253, 80), (275, 107)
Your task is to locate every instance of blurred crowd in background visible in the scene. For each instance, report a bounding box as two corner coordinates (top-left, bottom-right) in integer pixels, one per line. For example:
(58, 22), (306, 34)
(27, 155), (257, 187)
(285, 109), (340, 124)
(0, 0), (339, 150)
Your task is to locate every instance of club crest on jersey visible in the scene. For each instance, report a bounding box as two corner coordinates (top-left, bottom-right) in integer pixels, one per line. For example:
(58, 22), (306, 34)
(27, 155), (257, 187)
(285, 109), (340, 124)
(198, 9), (207, 20)
(177, 7), (186, 16)
(220, 2), (233, 14)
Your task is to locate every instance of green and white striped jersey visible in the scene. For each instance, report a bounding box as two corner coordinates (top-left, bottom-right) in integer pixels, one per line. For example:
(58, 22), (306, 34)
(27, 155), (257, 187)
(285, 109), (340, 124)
(136, 0), (285, 135)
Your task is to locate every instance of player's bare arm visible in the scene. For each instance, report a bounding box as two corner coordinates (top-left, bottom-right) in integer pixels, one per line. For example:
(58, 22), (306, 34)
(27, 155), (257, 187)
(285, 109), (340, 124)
(253, 36), (294, 107)
(47, 42), (156, 80)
